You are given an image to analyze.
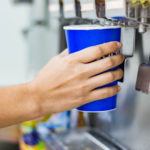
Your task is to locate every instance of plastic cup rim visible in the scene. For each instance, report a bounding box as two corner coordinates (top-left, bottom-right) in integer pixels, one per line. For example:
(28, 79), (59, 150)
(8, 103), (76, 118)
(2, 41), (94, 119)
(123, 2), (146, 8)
(64, 25), (121, 30)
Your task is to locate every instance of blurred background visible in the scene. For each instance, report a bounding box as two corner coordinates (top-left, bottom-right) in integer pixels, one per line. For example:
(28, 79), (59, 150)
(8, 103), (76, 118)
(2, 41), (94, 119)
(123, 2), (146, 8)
(0, 0), (29, 148)
(0, 1), (28, 149)
(0, 0), (29, 85)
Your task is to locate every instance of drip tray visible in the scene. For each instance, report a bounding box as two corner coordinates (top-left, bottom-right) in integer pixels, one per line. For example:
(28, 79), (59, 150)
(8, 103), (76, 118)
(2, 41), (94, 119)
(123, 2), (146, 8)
(42, 129), (126, 150)
(58, 131), (108, 150)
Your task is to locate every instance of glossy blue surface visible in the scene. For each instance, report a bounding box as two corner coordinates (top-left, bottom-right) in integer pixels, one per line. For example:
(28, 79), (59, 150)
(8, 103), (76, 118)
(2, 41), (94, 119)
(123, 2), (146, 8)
(65, 26), (121, 112)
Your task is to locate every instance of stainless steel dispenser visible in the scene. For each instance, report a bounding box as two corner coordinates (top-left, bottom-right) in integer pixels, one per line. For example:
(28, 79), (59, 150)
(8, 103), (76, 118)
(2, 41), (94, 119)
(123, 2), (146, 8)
(63, 0), (76, 18)
(80, 0), (97, 18)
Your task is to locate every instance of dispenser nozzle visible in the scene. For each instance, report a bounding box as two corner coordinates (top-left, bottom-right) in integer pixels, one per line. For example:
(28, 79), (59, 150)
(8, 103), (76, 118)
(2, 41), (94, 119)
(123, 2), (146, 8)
(135, 63), (150, 94)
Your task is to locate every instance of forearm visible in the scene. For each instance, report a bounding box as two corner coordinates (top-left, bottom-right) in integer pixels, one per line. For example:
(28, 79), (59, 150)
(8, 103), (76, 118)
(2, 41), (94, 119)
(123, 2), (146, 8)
(0, 84), (40, 128)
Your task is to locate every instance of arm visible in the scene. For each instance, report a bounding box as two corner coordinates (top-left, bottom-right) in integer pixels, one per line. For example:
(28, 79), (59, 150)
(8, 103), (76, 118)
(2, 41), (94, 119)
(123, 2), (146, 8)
(0, 42), (124, 128)
(0, 84), (39, 128)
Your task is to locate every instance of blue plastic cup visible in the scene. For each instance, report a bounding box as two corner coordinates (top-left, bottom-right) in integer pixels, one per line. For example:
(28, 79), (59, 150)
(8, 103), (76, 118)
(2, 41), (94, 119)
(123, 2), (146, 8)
(64, 25), (121, 112)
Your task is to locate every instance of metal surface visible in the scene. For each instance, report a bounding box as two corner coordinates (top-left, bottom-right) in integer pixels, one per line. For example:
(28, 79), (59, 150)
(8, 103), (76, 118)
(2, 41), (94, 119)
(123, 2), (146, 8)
(121, 27), (136, 57)
(80, 0), (97, 18)
(63, 0), (76, 18)
(42, 129), (126, 150)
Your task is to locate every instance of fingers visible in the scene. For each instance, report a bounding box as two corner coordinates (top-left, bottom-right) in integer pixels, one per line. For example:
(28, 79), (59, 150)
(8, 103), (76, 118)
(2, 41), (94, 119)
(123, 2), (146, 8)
(85, 85), (120, 104)
(59, 49), (68, 57)
(85, 54), (125, 77)
(71, 42), (122, 63)
(87, 69), (123, 90)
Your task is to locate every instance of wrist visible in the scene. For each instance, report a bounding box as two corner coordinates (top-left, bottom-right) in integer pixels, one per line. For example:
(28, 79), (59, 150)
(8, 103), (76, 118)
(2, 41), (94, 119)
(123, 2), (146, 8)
(25, 82), (43, 119)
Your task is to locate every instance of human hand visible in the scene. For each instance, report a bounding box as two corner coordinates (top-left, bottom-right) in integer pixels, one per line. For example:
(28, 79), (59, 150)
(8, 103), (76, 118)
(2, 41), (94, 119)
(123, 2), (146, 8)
(29, 42), (124, 116)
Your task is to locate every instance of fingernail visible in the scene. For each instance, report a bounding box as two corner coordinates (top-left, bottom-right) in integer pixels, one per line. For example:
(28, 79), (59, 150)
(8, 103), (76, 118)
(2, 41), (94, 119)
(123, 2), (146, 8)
(117, 42), (122, 48)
